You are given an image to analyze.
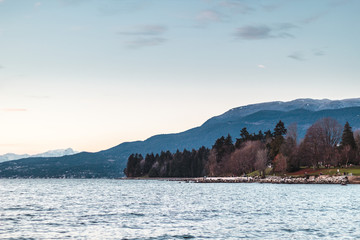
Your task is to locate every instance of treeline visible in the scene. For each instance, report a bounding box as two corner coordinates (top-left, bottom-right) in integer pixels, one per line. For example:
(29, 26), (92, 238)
(125, 118), (360, 177)
(125, 147), (209, 178)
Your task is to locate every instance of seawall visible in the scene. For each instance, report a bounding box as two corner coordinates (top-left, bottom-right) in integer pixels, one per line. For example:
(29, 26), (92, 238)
(185, 175), (351, 184)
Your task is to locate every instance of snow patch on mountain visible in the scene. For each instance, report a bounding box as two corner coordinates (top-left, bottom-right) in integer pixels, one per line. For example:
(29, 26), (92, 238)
(0, 148), (79, 163)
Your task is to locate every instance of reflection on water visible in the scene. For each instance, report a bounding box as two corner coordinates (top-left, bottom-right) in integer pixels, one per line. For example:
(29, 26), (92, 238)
(1, 179), (360, 239)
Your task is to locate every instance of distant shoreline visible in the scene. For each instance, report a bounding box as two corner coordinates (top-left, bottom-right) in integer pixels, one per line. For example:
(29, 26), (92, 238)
(123, 175), (360, 184)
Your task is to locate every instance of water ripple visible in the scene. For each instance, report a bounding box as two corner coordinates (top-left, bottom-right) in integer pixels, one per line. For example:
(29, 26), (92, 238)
(1, 179), (360, 239)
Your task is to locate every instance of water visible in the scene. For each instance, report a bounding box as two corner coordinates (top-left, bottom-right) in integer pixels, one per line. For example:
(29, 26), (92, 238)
(1, 179), (360, 239)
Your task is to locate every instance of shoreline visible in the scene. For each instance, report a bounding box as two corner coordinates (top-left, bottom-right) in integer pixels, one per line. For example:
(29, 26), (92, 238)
(124, 175), (360, 184)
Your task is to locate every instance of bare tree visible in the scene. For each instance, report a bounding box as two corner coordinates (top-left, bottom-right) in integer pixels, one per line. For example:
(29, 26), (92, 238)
(341, 145), (352, 167)
(355, 130), (360, 148)
(286, 122), (298, 145)
(354, 130), (360, 164)
(254, 148), (268, 177)
(206, 149), (221, 176)
(281, 123), (299, 171)
(273, 153), (287, 174)
(322, 117), (342, 147)
(230, 141), (263, 175)
(299, 118), (342, 168)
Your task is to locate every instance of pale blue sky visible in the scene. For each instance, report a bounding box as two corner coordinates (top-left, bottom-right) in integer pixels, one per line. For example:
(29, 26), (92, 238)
(0, 0), (359, 154)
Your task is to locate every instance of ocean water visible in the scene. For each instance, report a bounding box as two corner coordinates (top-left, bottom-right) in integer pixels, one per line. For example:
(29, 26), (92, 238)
(1, 179), (360, 239)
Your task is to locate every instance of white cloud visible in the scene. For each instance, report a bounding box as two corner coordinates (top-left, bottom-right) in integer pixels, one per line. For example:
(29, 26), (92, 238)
(257, 64), (266, 69)
(34, 2), (41, 7)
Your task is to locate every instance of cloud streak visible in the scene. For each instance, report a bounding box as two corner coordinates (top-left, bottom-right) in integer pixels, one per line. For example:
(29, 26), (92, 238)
(119, 25), (167, 49)
(288, 52), (305, 61)
(125, 38), (166, 49)
(219, 1), (254, 14)
(288, 49), (326, 61)
(197, 10), (222, 23)
(118, 25), (167, 36)
(235, 23), (297, 40)
(313, 49), (325, 56)
(235, 25), (272, 40)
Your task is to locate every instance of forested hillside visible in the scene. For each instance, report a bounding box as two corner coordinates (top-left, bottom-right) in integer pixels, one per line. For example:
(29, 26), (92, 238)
(125, 119), (360, 178)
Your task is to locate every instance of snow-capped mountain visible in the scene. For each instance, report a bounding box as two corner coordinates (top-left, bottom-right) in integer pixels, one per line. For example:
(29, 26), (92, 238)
(0, 148), (79, 163)
(1, 98), (360, 178)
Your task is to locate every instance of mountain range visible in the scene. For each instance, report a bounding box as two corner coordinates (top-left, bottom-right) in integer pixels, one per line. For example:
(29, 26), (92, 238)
(1, 98), (360, 178)
(0, 148), (78, 163)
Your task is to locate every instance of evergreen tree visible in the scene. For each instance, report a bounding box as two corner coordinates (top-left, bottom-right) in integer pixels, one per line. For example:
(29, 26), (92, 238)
(273, 120), (287, 137)
(224, 134), (235, 153)
(144, 153), (156, 174)
(269, 120), (287, 160)
(235, 128), (250, 148)
(264, 130), (273, 139)
(213, 136), (226, 162)
(240, 128), (250, 140)
(341, 122), (356, 149)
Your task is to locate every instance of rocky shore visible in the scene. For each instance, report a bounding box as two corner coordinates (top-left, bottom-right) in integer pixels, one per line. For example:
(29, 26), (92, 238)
(175, 175), (360, 184)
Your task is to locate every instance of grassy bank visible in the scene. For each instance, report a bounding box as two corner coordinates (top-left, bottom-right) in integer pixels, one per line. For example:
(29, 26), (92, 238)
(248, 166), (360, 178)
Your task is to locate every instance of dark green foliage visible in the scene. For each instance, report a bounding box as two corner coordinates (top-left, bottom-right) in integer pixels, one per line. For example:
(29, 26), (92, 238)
(213, 136), (226, 162)
(339, 122), (358, 166)
(3, 104), (360, 178)
(212, 134), (235, 163)
(341, 122), (356, 149)
(268, 120), (287, 160)
(264, 130), (273, 139)
(125, 122), (288, 178)
(125, 154), (143, 177)
(240, 128), (250, 141)
(273, 120), (287, 137)
(235, 128), (268, 148)
(126, 147), (210, 178)
(144, 153), (156, 174)
(224, 134), (235, 154)
(123, 119), (359, 177)
(0, 152), (124, 178)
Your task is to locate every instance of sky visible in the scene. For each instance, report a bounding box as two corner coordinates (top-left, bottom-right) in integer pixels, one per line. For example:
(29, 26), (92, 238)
(0, 0), (359, 155)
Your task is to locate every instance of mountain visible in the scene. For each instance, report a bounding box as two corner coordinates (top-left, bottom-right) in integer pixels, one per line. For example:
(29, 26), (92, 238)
(0, 153), (30, 163)
(1, 98), (360, 178)
(0, 148), (78, 163)
(31, 148), (79, 158)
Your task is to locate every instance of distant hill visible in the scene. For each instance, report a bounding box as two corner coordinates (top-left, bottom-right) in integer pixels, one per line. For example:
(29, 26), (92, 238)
(0, 148), (78, 163)
(1, 98), (360, 178)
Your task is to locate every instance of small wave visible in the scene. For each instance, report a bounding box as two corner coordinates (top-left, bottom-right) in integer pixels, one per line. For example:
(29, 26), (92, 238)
(46, 222), (62, 226)
(128, 212), (145, 217)
(8, 238), (36, 240)
(5, 207), (30, 211)
(133, 234), (196, 240)
(172, 234), (195, 239)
